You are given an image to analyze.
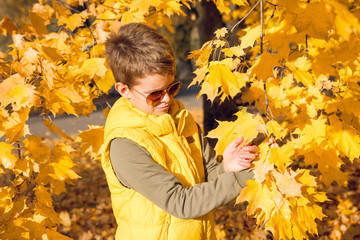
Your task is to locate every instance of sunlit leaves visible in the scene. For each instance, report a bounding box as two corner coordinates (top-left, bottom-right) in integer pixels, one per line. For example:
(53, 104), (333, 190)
(0, 0), (196, 238)
(188, 0), (360, 239)
(1, 0), (360, 239)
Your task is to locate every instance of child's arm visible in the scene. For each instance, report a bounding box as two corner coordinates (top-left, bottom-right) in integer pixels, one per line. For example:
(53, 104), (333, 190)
(110, 138), (253, 220)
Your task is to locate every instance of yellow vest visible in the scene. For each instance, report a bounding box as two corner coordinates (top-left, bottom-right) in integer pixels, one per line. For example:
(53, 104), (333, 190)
(102, 98), (216, 240)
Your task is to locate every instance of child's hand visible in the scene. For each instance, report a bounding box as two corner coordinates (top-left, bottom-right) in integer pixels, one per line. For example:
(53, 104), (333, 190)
(222, 137), (258, 173)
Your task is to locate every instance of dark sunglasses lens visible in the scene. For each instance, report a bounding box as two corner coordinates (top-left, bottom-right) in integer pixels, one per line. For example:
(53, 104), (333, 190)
(146, 82), (183, 106)
(168, 82), (182, 96)
(147, 90), (164, 105)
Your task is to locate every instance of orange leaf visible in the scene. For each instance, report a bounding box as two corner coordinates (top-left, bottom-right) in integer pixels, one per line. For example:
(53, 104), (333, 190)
(0, 142), (18, 169)
(28, 11), (48, 36)
(0, 15), (18, 35)
(76, 125), (104, 158)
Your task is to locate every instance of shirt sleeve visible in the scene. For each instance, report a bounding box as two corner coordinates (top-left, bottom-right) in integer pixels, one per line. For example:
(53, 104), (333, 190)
(110, 137), (254, 220)
(198, 125), (227, 181)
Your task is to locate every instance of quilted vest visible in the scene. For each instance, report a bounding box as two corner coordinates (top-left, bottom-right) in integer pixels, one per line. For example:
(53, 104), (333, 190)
(101, 97), (216, 240)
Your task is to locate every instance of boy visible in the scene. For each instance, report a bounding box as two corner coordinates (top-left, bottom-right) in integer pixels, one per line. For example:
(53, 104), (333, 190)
(101, 23), (258, 240)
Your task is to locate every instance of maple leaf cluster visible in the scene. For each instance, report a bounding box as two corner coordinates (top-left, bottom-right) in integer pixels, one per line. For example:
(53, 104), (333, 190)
(188, 0), (360, 239)
(0, 0), (192, 238)
(1, 0), (360, 239)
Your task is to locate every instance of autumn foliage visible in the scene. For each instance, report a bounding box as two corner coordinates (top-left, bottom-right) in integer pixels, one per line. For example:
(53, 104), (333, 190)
(1, 0), (360, 239)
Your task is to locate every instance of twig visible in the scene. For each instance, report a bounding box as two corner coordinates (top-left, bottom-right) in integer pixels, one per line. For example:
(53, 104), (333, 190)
(229, 0), (261, 35)
(82, 40), (97, 52)
(17, 142), (21, 160)
(91, 79), (112, 109)
(305, 34), (309, 60)
(259, 0), (273, 121)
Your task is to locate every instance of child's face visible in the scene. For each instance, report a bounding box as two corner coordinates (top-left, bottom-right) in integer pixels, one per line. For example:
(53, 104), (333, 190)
(128, 74), (175, 116)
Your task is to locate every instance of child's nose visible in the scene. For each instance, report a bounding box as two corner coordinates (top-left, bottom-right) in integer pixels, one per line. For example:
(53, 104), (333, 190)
(161, 91), (171, 103)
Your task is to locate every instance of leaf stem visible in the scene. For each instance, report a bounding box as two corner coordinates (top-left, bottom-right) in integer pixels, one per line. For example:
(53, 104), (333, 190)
(305, 34), (309, 60)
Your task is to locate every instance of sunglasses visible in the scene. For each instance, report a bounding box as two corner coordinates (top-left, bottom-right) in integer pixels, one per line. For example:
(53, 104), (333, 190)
(132, 81), (183, 106)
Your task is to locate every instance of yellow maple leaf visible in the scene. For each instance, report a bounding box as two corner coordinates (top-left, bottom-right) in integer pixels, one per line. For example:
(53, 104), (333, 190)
(293, 118), (327, 146)
(238, 179), (282, 224)
(233, 0), (249, 6)
(34, 185), (53, 207)
(266, 120), (287, 139)
(44, 89), (77, 116)
(0, 15), (18, 35)
(272, 170), (303, 197)
(252, 143), (274, 183)
(28, 11), (48, 36)
(2, 108), (30, 142)
(266, 202), (294, 240)
(197, 81), (218, 101)
(331, 0), (360, 40)
(296, 204), (326, 236)
(62, 13), (83, 31)
(189, 65), (208, 87)
(222, 45), (245, 57)
(0, 74), (29, 110)
(304, 148), (347, 186)
(20, 47), (39, 65)
(42, 46), (64, 62)
(267, 146), (294, 173)
(50, 144), (80, 182)
(239, 25), (261, 50)
(296, 169), (317, 187)
(214, 0), (230, 15)
(12, 34), (25, 50)
(22, 136), (51, 163)
(98, 10), (118, 21)
(81, 58), (108, 79)
(188, 41), (212, 66)
(93, 70), (115, 94)
(207, 62), (239, 97)
(214, 27), (228, 38)
(330, 127), (360, 161)
(76, 125), (104, 158)
(0, 142), (18, 169)
(160, 0), (184, 16)
(248, 51), (279, 81)
(45, 228), (72, 240)
(207, 108), (261, 155)
(52, 0), (71, 18)
(293, 70), (314, 87)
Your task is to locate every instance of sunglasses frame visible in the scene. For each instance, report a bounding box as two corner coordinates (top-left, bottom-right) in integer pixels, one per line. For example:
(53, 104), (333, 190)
(131, 81), (183, 106)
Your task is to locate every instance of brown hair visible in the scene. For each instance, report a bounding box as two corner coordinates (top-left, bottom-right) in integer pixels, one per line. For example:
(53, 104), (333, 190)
(105, 23), (176, 87)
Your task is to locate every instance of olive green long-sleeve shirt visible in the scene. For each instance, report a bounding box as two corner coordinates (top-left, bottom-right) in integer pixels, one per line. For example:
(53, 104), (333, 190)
(109, 130), (253, 220)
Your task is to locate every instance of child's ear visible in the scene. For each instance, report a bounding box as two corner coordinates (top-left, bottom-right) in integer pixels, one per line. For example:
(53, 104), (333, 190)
(115, 82), (130, 98)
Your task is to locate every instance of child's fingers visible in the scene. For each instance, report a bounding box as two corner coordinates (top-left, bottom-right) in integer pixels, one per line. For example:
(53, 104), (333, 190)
(238, 153), (254, 160)
(229, 137), (244, 148)
(238, 161), (251, 169)
(240, 145), (258, 153)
